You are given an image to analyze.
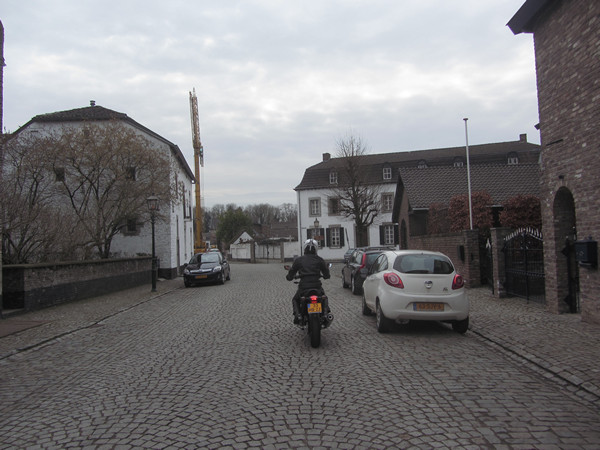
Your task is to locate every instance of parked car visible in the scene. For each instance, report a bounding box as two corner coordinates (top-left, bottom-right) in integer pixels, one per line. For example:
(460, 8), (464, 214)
(183, 251), (231, 287)
(342, 248), (355, 264)
(362, 250), (469, 334)
(341, 247), (393, 295)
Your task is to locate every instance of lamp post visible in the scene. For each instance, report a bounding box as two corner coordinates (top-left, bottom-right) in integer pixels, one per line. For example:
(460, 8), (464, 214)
(313, 217), (320, 240)
(147, 195), (159, 292)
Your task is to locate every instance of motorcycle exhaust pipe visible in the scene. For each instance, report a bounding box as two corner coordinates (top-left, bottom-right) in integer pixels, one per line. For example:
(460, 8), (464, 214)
(326, 313), (334, 323)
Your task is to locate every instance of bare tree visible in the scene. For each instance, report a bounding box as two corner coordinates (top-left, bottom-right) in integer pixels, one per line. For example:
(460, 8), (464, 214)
(2, 120), (178, 261)
(244, 203), (280, 225)
(1, 133), (82, 263)
(278, 203), (298, 223)
(52, 121), (178, 258)
(332, 134), (381, 247)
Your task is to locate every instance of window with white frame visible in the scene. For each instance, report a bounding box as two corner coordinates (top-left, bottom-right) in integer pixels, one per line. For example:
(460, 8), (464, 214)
(453, 157), (464, 167)
(383, 167), (392, 180)
(507, 152), (519, 165)
(383, 224), (395, 245)
(381, 193), (393, 212)
(309, 198), (321, 216)
(417, 160), (428, 169)
(329, 170), (338, 184)
(329, 227), (341, 248)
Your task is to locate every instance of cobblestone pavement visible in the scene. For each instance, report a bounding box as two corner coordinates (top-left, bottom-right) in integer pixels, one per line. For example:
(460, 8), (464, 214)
(1, 262), (599, 448)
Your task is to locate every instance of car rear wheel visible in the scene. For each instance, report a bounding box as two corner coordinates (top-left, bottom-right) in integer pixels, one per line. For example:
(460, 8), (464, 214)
(361, 294), (372, 316)
(452, 317), (469, 334)
(376, 300), (393, 333)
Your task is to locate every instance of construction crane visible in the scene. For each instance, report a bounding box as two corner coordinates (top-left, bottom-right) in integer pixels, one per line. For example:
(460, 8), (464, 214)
(189, 88), (206, 253)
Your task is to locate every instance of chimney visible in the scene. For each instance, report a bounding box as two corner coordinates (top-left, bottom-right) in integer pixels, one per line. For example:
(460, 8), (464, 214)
(519, 133), (527, 142)
(323, 152), (331, 162)
(90, 100), (96, 107)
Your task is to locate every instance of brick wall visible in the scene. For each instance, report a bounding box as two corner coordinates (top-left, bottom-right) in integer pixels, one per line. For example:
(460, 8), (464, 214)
(533, 0), (600, 323)
(409, 230), (481, 288)
(2, 257), (152, 311)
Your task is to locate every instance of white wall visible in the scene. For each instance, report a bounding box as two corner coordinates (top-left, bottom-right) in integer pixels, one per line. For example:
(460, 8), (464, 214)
(296, 186), (397, 261)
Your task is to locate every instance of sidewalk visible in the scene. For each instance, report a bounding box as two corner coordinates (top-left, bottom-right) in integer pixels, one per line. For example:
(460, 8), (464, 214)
(1, 282), (599, 407)
(0, 278), (182, 359)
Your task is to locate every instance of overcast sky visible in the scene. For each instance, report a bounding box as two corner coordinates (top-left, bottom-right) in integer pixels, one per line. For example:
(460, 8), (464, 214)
(2, 0), (537, 208)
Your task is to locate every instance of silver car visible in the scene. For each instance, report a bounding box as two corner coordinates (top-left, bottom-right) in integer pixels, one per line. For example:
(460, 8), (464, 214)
(362, 250), (469, 333)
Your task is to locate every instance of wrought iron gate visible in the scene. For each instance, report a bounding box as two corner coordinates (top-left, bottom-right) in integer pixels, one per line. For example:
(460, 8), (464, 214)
(503, 228), (545, 303)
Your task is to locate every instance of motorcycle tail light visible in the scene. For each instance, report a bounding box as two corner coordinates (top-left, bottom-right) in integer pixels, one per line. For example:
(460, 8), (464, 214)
(310, 295), (319, 302)
(384, 272), (404, 289)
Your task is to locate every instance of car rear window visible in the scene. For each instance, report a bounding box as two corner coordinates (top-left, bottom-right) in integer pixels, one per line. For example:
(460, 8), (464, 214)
(393, 254), (454, 274)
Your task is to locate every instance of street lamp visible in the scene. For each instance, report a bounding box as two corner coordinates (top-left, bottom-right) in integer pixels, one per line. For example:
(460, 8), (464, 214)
(147, 195), (159, 292)
(313, 218), (320, 244)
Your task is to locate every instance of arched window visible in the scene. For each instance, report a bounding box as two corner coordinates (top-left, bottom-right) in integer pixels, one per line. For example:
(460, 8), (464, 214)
(453, 157), (464, 167)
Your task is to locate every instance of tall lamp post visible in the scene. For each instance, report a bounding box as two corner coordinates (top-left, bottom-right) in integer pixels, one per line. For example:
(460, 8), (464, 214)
(147, 195), (159, 292)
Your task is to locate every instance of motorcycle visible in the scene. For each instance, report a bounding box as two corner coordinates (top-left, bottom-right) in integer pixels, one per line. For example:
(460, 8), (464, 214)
(284, 264), (334, 348)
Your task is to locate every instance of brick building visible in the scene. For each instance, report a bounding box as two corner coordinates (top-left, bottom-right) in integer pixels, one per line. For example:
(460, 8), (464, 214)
(509, 0), (600, 323)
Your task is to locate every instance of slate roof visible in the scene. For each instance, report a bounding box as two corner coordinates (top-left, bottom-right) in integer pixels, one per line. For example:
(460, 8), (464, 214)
(15, 104), (195, 181)
(295, 137), (540, 191)
(398, 164), (541, 209)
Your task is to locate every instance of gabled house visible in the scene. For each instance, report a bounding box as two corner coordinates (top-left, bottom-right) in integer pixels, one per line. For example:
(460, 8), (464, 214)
(509, 0), (600, 323)
(295, 134), (540, 261)
(6, 103), (196, 279)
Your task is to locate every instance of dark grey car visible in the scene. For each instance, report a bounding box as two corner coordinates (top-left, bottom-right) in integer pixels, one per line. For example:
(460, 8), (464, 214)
(341, 247), (393, 295)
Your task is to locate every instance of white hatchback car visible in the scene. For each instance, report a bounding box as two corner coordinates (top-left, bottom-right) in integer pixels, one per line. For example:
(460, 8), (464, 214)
(362, 250), (469, 333)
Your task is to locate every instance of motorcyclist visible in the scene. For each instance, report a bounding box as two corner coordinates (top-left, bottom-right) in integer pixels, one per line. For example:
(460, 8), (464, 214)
(286, 239), (331, 324)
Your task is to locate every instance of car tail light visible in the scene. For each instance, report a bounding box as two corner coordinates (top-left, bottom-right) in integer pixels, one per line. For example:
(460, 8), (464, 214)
(384, 272), (404, 289)
(358, 254), (367, 270)
(452, 274), (464, 290)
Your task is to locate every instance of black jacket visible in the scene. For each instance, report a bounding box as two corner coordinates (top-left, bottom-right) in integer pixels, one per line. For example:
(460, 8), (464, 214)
(286, 254), (330, 290)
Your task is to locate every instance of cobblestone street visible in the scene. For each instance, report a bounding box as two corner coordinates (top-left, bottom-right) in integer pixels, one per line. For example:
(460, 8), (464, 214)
(1, 262), (599, 448)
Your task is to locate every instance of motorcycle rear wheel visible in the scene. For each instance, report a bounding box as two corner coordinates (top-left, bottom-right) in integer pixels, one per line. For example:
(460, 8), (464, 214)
(308, 314), (321, 348)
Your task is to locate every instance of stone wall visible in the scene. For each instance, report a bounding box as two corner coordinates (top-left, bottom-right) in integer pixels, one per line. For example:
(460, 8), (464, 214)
(2, 257), (151, 311)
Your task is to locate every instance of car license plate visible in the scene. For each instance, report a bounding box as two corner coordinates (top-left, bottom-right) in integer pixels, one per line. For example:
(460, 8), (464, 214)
(414, 302), (444, 311)
(195, 275), (208, 279)
(307, 303), (322, 314)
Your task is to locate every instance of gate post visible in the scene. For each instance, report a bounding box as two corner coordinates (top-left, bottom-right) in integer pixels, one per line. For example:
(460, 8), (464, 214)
(490, 227), (512, 298)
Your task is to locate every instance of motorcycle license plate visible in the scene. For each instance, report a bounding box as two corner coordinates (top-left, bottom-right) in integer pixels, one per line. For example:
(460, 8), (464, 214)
(307, 303), (322, 314)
